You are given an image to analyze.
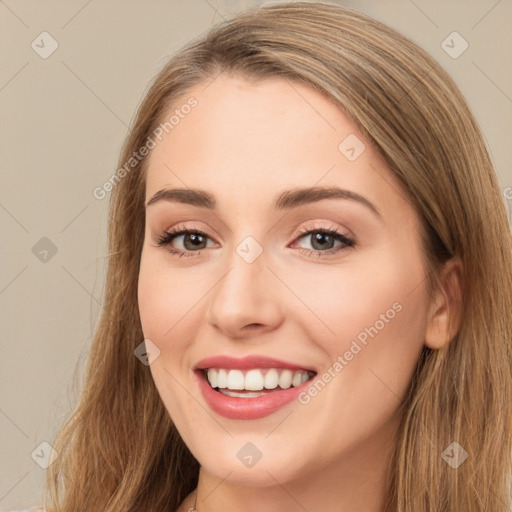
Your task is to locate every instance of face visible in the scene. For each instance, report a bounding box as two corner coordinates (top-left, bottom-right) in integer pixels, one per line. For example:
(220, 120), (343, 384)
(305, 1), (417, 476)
(138, 74), (431, 489)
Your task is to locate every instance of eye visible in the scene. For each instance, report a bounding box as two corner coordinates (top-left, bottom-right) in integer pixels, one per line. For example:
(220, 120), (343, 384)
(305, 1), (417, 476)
(152, 222), (356, 258)
(152, 223), (216, 258)
(292, 224), (355, 258)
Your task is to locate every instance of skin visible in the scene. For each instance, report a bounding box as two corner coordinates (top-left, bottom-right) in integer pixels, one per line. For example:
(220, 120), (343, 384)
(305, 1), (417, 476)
(138, 74), (461, 512)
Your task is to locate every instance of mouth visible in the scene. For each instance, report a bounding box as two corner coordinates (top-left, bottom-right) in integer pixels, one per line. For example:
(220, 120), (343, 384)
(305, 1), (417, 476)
(193, 354), (318, 419)
(199, 367), (317, 398)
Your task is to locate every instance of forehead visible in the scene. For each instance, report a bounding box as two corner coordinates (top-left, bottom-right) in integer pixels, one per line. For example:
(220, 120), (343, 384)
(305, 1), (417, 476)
(144, 74), (412, 221)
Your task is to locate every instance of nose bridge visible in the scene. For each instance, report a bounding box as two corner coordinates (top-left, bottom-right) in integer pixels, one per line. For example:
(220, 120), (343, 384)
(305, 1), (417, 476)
(205, 233), (284, 336)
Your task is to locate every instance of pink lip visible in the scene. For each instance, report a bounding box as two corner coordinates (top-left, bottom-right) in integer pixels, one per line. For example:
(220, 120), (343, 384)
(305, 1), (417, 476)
(194, 369), (315, 420)
(194, 354), (316, 372)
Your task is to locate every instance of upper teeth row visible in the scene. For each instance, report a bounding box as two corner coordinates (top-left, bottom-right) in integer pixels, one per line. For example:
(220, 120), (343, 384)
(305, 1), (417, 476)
(206, 368), (312, 391)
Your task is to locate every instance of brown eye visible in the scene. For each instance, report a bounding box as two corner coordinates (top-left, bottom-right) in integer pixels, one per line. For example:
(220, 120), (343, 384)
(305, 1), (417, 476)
(154, 227), (216, 257)
(294, 227), (355, 256)
(180, 232), (208, 250)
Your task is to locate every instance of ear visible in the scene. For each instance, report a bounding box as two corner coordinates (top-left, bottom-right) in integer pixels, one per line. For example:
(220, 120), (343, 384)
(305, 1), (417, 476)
(424, 257), (464, 350)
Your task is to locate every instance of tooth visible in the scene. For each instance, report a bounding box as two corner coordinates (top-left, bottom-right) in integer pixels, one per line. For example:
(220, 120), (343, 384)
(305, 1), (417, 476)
(206, 367), (314, 391)
(245, 369), (264, 390)
(278, 369), (293, 389)
(219, 389), (267, 398)
(264, 368), (279, 389)
(207, 368), (218, 388)
(227, 369), (245, 390)
(292, 371), (303, 387)
(217, 369), (228, 389)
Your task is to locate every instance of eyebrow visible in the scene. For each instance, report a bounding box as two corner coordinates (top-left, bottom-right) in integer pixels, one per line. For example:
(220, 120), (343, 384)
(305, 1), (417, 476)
(145, 186), (382, 218)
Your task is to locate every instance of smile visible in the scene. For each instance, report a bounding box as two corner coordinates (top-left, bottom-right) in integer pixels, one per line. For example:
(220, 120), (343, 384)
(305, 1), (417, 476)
(204, 367), (315, 397)
(193, 354), (318, 419)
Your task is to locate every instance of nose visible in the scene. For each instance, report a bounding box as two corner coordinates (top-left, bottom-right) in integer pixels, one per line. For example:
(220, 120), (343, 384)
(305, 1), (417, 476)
(204, 245), (285, 340)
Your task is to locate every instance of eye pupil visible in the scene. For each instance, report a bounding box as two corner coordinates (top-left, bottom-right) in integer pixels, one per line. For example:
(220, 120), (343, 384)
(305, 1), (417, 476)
(312, 232), (333, 250)
(185, 233), (206, 250)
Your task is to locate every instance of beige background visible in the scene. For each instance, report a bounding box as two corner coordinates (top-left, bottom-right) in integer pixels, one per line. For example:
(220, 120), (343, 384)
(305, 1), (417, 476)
(1, 0), (510, 509)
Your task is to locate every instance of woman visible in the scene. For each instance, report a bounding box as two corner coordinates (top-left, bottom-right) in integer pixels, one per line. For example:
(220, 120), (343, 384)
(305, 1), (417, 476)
(39, 2), (511, 511)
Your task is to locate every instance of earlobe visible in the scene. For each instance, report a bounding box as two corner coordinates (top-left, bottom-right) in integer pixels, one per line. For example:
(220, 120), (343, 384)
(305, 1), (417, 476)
(424, 257), (464, 350)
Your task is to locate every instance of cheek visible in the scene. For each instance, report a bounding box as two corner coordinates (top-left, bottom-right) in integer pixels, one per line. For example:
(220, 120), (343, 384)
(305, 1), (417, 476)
(285, 245), (429, 380)
(137, 252), (208, 427)
(283, 252), (428, 451)
(137, 250), (205, 350)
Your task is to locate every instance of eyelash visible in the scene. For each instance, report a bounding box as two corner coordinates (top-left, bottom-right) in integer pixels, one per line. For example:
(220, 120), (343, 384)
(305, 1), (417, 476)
(152, 222), (355, 259)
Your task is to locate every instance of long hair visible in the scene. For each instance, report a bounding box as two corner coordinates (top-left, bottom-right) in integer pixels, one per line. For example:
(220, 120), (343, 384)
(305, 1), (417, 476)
(44, 2), (512, 510)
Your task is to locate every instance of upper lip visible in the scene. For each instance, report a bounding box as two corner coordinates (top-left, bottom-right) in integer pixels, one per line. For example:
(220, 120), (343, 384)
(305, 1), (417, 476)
(194, 355), (317, 373)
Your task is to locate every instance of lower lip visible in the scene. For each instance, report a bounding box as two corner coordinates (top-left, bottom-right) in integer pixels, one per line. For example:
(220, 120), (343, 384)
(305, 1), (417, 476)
(195, 370), (314, 420)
